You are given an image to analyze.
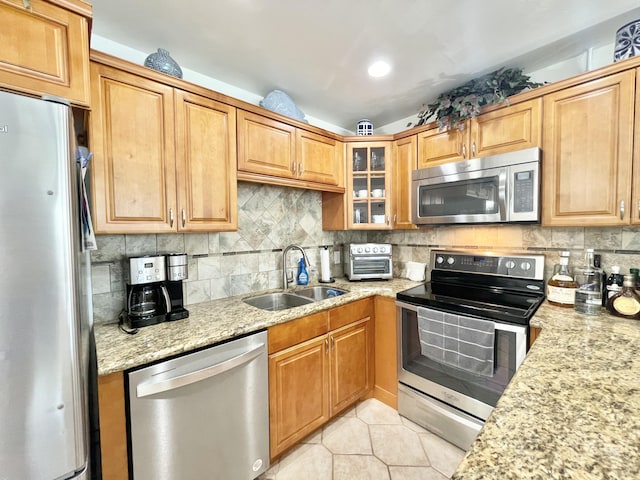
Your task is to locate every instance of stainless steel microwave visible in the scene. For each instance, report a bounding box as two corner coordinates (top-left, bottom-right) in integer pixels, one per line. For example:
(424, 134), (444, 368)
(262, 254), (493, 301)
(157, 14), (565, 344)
(412, 147), (541, 225)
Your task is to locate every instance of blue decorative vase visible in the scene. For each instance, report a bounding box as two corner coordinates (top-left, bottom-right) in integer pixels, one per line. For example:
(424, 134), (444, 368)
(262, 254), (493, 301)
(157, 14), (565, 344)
(144, 48), (183, 78)
(614, 20), (640, 62)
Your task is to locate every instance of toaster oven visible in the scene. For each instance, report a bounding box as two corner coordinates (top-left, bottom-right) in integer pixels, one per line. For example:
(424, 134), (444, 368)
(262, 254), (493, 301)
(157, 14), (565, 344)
(344, 243), (393, 280)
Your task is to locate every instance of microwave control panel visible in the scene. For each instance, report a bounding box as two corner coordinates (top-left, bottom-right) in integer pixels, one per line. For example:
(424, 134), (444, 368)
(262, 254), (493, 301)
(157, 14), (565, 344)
(513, 170), (534, 213)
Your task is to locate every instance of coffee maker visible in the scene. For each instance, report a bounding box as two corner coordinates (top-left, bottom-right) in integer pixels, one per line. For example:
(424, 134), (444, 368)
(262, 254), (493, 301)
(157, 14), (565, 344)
(165, 253), (189, 321)
(126, 255), (172, 328)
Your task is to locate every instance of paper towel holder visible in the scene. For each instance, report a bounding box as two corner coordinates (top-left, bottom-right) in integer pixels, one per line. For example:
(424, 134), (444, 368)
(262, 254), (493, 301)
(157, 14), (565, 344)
(319, 246), (335, 283)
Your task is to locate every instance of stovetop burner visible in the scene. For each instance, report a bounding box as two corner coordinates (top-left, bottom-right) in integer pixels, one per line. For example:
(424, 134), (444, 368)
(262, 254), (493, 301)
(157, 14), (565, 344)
(397, 250), (546, 325)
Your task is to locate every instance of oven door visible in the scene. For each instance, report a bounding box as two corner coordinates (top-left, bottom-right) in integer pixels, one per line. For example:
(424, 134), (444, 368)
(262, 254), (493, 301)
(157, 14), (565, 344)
(397, 301), (527, 421)
(412, 167), (507, 225)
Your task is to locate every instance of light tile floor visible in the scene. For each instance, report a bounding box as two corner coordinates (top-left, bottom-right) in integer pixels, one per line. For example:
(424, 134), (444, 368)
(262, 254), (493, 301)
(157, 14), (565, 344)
(259, 398), (466, 480)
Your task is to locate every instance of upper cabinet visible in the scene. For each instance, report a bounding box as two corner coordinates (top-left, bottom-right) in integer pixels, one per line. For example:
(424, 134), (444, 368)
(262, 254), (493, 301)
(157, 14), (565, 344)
(392, 136), (417, 230)
(417, 98), (542, 169)
(0, 0), (91, 106)
(542, 70), (635, 226)
(346, 141), (392, 229)
(90, 55), (237, 234)
(237, 110), (343, 192)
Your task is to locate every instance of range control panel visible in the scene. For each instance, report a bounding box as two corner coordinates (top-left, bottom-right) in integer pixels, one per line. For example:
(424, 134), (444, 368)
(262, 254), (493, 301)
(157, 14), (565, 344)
(431, 250), (545, 280)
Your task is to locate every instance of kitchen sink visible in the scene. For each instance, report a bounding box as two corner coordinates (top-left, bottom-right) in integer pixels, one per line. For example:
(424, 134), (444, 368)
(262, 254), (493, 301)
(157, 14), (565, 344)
(243, 292), (314, 311)
(243, 286), (349, 311)
(294, 286), (348, 301)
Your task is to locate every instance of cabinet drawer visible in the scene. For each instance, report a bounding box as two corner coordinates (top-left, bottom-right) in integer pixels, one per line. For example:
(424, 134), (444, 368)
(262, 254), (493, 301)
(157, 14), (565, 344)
(329, 298), (373, 331)
(268, 310), (328, 354)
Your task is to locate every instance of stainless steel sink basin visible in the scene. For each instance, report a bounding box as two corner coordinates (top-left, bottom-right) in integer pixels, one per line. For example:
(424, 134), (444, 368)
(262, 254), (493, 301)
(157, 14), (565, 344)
(243, 292), (314, 311)
(294, 286), (348, 301)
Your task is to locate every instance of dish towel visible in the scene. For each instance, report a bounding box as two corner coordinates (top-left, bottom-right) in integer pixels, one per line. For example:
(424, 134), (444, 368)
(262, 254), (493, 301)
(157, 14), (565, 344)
(417, 307), (495, 377)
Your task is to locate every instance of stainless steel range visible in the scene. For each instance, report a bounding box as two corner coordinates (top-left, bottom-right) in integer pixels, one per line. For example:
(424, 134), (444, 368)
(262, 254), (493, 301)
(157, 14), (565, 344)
(396, 250), (545, 450)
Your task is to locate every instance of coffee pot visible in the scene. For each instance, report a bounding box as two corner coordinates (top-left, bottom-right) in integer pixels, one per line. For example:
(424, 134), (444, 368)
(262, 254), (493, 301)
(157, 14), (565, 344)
(126, 255), (172, 328)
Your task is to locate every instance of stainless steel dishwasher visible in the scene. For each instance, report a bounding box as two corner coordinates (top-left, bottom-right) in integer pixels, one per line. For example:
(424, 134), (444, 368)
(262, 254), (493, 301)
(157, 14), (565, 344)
(127, 330), (269, 480)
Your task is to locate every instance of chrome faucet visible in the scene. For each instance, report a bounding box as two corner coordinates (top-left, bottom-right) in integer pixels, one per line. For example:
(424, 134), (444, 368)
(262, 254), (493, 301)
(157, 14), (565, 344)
(282, 244), (311, 290)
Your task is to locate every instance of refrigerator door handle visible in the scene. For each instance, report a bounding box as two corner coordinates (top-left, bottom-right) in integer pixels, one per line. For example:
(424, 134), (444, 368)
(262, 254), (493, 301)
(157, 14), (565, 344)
(136, 342), (265, 398)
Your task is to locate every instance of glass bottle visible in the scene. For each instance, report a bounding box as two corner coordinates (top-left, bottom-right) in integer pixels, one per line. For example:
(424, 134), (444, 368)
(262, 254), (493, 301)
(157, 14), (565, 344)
(630, 268), (640, 290)
(547, 251), (578, 308)
(574, 248), (602, 316)
(604, 266), (624, 305)
(606, 274), (640, 320)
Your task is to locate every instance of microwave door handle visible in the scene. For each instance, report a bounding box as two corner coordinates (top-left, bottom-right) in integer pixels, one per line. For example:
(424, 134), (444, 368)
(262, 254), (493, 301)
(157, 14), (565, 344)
(498, 170), (508, 221)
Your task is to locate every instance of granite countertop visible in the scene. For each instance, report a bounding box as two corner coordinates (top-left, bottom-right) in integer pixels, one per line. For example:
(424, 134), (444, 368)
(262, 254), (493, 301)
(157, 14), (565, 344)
(453, 302), (640, 480)
(94, 277), (420, 376)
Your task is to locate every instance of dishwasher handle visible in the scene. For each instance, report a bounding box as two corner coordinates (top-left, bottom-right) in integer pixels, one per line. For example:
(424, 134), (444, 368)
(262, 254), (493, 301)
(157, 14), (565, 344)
(136, 342), (265, 398)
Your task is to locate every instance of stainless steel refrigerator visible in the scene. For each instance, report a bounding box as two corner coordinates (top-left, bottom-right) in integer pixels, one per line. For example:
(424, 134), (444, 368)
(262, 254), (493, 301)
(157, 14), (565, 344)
(0, 90), (93, 479)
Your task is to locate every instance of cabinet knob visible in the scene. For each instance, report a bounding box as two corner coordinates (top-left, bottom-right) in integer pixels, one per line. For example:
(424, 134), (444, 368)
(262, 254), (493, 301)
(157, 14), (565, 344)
(325, 338), (329, 353)
(292, 161), (297, 174)
(637, 200), (640, 220)
(620, 200), (625, 220)
(472, 141), (476, 157)
(182, 208), (186, 227)
(299, 163), (304, 175)
(461, 143), (466, 158)
(169, 208), (174, 228)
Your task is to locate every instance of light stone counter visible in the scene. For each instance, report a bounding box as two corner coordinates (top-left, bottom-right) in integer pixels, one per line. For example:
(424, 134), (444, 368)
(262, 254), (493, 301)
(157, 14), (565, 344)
(94, 277), (420, 376)
(453, 302), (640, 480)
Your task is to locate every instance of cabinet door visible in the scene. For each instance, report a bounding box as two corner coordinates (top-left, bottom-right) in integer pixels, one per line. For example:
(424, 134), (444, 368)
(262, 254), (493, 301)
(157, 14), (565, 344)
(373, 296), (398, 409)
(237, 110), (296, 178)
(296, 130), (340, 186)
(0, 0), (91, 106)
(175, 91), (238, 231)
(392, 135), (418, 229)
(90, 63), (177, 233)
(269, 335), (329, 458)
(347, 141), (392, 229)
(417, 124), (469, 169)
(542, 71), (635, 226)
(633, 68), (640, 225)
(470, 98), (542, 158)
(329, 318), (372, 415)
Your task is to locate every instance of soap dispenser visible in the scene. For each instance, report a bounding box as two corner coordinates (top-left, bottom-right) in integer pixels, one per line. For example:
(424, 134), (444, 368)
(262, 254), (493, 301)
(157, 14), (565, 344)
(297, 257), (309, 286)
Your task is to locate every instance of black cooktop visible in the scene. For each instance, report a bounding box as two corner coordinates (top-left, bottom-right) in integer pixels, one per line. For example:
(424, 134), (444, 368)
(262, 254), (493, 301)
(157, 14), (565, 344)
(397, 280), (545, 325)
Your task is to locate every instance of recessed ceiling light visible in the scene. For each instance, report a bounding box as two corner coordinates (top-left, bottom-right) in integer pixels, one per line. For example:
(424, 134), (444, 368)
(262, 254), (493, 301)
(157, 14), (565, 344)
(368, 61), (391, 78)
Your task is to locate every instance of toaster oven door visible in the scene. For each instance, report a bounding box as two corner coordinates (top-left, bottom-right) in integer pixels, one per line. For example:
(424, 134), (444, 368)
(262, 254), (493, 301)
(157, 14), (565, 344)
(349, 255), (392, 280)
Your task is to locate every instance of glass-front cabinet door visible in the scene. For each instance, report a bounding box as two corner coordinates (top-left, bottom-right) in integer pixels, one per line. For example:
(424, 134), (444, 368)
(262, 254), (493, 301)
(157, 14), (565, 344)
(347, 141), (392, 229)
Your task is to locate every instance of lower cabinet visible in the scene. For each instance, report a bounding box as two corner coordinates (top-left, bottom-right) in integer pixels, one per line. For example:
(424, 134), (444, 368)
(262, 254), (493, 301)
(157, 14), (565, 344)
(267, 298), (373, 459)
(373, 296), (398, 409)
(97, 372), (128, 480)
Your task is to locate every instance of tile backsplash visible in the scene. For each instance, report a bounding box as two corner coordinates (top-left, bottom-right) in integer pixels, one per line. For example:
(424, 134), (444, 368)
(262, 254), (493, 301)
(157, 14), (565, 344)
(91, 182), (640, 324)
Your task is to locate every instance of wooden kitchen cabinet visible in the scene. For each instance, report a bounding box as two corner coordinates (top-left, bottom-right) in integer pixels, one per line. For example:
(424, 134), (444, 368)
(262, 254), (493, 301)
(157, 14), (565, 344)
(632, 68), (640, 225)
(267, 298), (373, 459)
(542, 70), (635, 226)
(237, 109), (343, 191)
(97, 372), (128, 480)
(346, 141), (393, 229)
(268, 334), (330, 459)
(417, 98), (542, 169)
(0, 0), (91, 106)
(392, 135), (418, 229)
(90, 55), (237, 233)
(373, 296), (398, 409)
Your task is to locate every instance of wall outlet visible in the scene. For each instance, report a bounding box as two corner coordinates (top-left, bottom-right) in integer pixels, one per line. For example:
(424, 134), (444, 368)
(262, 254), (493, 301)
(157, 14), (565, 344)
(333, 251), (340, 264)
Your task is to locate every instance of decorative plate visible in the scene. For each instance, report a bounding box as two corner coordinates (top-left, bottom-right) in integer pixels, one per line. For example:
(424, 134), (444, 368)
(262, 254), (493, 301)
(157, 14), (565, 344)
(260, 90), (307, 123)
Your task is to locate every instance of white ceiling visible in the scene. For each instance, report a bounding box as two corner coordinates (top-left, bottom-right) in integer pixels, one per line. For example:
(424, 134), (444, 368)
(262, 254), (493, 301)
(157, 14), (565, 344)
(88, 1), (640, 132)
